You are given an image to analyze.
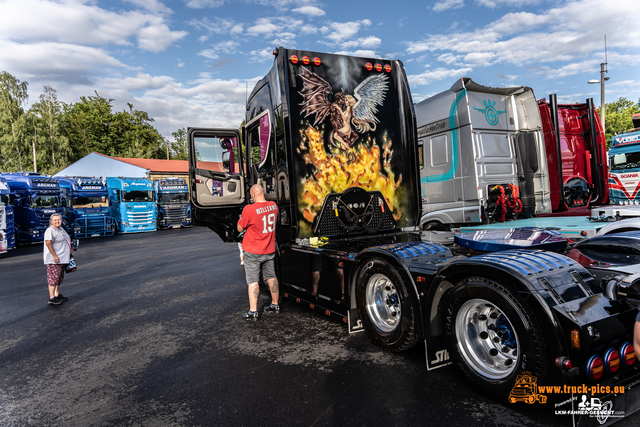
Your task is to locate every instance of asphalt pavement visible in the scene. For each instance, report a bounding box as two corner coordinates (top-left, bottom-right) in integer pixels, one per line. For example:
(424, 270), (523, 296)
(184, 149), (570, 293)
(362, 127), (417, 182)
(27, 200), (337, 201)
(1, 227), (638, 427)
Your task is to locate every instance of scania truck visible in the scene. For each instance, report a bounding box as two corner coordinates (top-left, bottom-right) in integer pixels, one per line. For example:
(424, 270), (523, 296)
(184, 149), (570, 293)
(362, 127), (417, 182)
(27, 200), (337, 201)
(0, 172), (61, 244)
(58, 177), (115, 239)
(153, 177), (191, 229)
(0, 176), (16, 252)
(187, 47), (639, 425)
(106, 177), (156, 233)
(608, 114), (640, 205)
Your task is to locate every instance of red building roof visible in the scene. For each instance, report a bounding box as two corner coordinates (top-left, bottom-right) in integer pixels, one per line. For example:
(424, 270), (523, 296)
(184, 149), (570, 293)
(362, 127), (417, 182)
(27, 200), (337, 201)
(109, 155), (223, 173)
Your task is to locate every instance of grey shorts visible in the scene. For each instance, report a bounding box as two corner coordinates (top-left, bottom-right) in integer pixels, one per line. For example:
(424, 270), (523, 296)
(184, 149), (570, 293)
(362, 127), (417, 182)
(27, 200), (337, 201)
(244, 251), (276, 285)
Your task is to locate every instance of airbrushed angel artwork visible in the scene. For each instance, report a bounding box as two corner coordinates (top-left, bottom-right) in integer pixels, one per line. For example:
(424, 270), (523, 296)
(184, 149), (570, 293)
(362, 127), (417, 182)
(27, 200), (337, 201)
(293, 66), (406, 236)
(299, 68), (389, 150)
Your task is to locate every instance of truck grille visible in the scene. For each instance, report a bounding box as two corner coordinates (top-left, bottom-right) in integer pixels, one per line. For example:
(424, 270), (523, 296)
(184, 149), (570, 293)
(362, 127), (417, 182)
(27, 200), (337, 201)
(127, 211), (154, 225)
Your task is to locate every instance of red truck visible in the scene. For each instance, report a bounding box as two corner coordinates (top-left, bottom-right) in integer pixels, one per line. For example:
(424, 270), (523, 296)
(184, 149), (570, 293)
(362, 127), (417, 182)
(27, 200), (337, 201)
(538, 95), (609, 213)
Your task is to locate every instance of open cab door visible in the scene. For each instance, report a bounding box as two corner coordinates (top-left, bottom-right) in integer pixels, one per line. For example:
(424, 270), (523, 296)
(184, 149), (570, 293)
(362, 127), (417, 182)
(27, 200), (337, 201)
(188, 127), (246, 242)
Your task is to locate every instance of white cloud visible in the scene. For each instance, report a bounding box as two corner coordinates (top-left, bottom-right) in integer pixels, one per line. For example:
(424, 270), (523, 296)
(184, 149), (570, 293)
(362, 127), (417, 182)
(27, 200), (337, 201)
(477, 0), (541, 8)
(177, 63), (185, 68)
(341, 36), (381, 49)
(0, 0), (187, 52)
(249, 48), (277, 63)
(0, 38), (127, 84)
(406, 0), (640, 79)
(124, 0), (173, 15)
(247, 17), (303, 38)
(408, 67), (473, 86)
(189, 17), (243, 36)
(137, 25), (188, 53)
(433, 0), (464, 12)
(324, 20), (372, 45)
(333, 50), (379, 58)
(292, 6), (325, 16)
(185, 0), (225, 8)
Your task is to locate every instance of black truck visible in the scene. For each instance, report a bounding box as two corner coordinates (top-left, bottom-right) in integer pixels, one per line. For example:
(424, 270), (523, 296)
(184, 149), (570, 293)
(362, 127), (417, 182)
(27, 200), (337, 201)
(188, 47), (640, 425)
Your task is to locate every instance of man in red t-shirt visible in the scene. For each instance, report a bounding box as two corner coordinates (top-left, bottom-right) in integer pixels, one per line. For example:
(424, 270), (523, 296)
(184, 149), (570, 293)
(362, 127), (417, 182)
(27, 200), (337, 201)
(237, 184), (279, 320)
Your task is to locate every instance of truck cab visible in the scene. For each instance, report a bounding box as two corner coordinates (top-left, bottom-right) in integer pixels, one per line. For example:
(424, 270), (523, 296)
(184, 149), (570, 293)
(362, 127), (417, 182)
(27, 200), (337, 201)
(415, 78), (550, 229)
(0, 176), (16, 252)
(106, 177), (156, 233)
(608, 116), (640, 206)
(538, 95), (608, 212)
(153, 177), (191, 229)
(57, 177), (114, 239)
(0, 172), (61, 244)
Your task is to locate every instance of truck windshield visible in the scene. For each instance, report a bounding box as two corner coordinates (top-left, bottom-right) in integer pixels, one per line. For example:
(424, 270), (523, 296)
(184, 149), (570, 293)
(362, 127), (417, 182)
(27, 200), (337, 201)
(0, 194), (9, 205)
(610, 151), (640, 171)
(122, 190), (153, 202)
(73, 196), (108, 208)
(30, 195), (60, 208)
(159, 193), (189, 203)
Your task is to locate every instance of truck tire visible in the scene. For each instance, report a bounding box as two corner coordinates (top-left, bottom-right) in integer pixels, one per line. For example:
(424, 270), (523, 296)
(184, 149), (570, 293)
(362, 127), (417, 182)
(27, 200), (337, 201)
(444, 277), (550, 398)
(356, 258), (418, 352)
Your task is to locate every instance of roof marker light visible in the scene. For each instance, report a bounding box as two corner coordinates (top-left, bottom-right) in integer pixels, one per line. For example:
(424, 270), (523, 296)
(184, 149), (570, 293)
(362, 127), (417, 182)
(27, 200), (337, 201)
(313, 57), (321, 66)
(384, 64), (392, 73)
(375, 63), (383, 72)
(365, 63), (373, 71)
(302, 56), (310, 65)
(290, 55), (299, 64)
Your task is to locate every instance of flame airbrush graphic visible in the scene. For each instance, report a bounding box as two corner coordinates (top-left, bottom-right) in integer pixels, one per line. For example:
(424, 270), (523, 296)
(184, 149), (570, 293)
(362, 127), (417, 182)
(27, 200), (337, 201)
(296, 124), (402, 235)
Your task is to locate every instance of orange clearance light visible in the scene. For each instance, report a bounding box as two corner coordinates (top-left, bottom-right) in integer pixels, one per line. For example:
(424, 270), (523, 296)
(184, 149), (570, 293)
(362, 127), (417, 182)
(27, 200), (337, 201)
(384, 64), (392, 73)
(325, 310), (331, 316)
(310, 304), (315, 309)
(302, 56), (310, 65)
(339, 262), (344, 267)
(375, 63), (383, 72)
(284, 293), (288, 298)
(605, 348), (621, 373)
(290, 55), (299, 64)
(313, 57), (321, 66)
(417, 276), (426, 282)
(571, 329), (580, 349)
(365, 62), (373, 71)
(343, 318), (348, 323)
(587, 355), (604, 381)
(621, 342), (636, 366)
(296, 298), (300, 303)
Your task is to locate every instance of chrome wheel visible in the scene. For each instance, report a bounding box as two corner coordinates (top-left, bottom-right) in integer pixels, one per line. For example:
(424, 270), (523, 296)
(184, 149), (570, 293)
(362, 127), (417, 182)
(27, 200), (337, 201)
(365, 273), (400, 333)
(455, 298), (519, 380)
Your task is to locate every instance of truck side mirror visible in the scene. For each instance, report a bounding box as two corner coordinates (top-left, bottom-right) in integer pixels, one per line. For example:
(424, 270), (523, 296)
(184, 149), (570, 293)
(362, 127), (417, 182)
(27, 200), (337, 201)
(222, 152), (231, 173)
(613, 154), (626, 166)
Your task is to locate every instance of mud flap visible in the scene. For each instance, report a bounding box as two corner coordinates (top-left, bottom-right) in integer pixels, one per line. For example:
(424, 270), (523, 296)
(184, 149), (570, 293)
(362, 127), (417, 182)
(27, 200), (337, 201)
(348, 307), (364, 333)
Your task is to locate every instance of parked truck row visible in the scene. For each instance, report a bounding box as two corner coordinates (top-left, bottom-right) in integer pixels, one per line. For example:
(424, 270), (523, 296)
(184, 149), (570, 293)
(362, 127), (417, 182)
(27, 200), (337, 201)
(187, 47), (640, 426)
(0, 172), (192, 250)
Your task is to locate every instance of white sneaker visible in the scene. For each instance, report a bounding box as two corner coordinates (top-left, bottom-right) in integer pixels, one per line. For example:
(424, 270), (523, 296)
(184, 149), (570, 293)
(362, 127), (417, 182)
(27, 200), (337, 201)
(241, 261), (244, 266)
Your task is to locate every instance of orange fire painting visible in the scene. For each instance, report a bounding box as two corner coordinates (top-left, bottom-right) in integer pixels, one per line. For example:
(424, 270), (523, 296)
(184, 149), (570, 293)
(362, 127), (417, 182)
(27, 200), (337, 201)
(296, 123), (403, 235)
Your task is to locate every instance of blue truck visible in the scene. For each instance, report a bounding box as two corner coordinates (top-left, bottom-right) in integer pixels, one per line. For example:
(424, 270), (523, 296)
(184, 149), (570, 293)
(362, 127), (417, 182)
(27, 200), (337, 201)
(57, 177), (115, 239)
(608, 115), (640, 205)
(0, 176), (16, 252)
(0, 172), (61, 244)
(153, 177), (192, 229)
(106, 177), (156, 233)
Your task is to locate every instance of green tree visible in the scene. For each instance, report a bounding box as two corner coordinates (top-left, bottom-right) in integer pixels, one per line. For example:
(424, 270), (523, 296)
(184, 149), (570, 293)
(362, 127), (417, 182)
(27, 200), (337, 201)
(30, 85), (70, 174)
(0, 71), (30, 172)
(61, 92), (114, 161)
(601, 97), (640, 145)
(169, 127), (188, 160)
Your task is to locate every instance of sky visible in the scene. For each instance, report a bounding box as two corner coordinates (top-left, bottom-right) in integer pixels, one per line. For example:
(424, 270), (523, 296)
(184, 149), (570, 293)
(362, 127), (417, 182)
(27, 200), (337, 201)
(1, 0), (639, 141)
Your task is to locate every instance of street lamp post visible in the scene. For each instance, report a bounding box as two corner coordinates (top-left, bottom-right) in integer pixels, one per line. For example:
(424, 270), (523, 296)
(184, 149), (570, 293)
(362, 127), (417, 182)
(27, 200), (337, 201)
(588, 62), (610, 131)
